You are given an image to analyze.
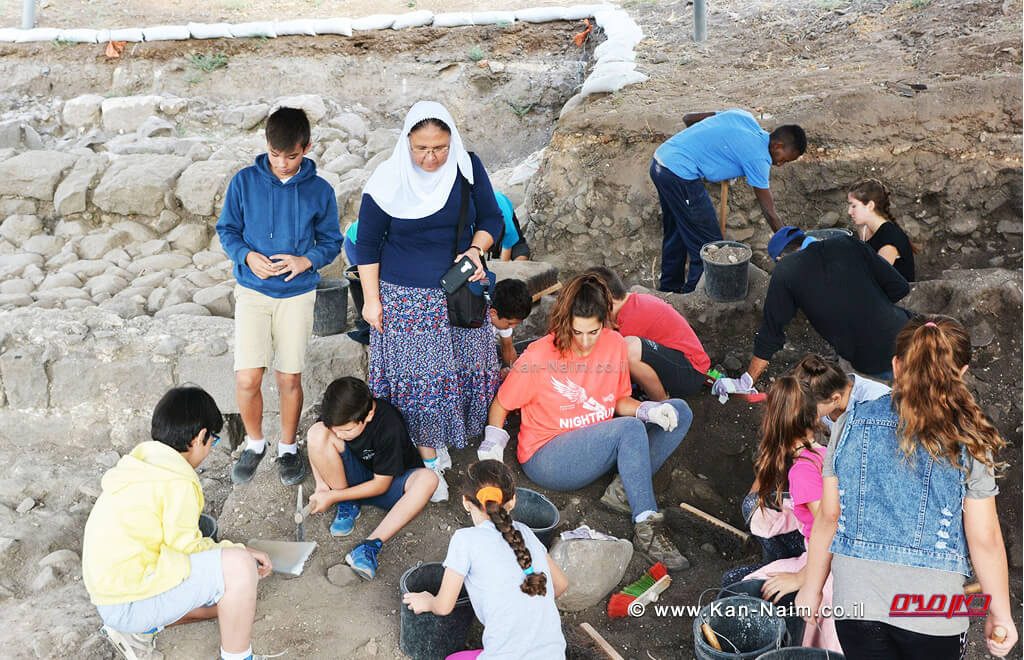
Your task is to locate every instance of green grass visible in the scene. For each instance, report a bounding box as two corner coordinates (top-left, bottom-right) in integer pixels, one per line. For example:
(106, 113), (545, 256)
(910, 0), (931, 8)
(507, 101), (535, 118)
(187, 52), (229, 73)
(467, 46), (486, 62)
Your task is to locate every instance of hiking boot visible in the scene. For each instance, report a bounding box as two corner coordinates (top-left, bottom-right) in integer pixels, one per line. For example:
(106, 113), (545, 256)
(330, 501), (361, 537)
(429, 467), (449, 503)
(276, 450), (307, 486)
(633, 512), (689, 571)
(346, 539), (383, 580)
(230, 448), (266, 485)
(599, 475), (632, 515)
(346, 326), (370, 345)
(101, 626), (163, 660)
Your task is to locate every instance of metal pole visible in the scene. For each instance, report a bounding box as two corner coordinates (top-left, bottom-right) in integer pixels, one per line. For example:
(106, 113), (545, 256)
(21, 0), (36, 29)
(694, 0), (707, 42)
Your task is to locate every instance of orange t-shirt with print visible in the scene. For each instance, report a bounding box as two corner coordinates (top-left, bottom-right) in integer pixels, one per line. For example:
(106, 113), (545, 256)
(497, 329), (633, 464)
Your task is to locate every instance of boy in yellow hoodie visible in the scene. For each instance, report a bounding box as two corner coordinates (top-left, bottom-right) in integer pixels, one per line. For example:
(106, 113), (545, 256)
(82, 386), (273, 660)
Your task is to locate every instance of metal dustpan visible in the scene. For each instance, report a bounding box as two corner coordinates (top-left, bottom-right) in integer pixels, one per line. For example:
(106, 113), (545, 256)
(246, 538), (317, 577)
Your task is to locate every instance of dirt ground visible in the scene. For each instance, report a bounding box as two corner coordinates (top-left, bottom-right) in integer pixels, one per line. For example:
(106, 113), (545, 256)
(0, 1), (1020, 659)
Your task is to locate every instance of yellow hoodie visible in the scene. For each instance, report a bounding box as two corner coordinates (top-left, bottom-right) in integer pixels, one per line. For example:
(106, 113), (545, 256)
(82, 441), (239, 605)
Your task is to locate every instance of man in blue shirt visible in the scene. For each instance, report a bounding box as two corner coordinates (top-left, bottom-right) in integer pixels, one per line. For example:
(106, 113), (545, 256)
(651, 109), (806, 293)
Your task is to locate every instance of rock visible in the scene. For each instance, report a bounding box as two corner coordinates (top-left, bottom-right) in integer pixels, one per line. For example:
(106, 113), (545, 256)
(79, 230), (132, 261)
(86, 274), (130, 298)
(51, 355), (173, 409)
(0, 293), (32, 307)
(997, 220), (1023, 235)
(549, 537), (633, 611)
(20, 234), (62, 259)
(327, 563), (361, 587)
(948, 216), (980, 236)
(0, 198), (36, 216)
(701, 542), (717, 554)
(22, 124), (42, 150)
(61, 259), (111, 279)
(971, 319), (995, 347)
(136, 115), (176, 139)
(363, 128), (399, 159)
(722, 354), (743, 372)
(193, 285), (234, 317)
(0, 252), (44, 279)
(38, 549), (80, 568)
(112, 220), (156, 242)
(330, 112), (367, 141)
(221, 103), (269, 130)
(30, 566), (58, 592)
(271, 95), (328, 123)
(92, 155), (191, 217)
(193, 250), (224, 268)
(364, 151), (389, 173)
(0, 151), (78, 200)
(159, 97), (188, 116)
(0, 119), (23, 149)
(54, 156), (105, 216)
(101, 96), (163, 132)
(176, 160), (242, 216)
(16, 497), (36, 513)
(155, 302), (211, 318)
(62, 94), (104, 128)
(0, 215), (42, 246)
(167, 223), (210, 254)
(325, 153), (365, 176)
(34, 287), (90, 304)
(128, 254), (192, 276)
(38, 271), (83, 290)
(819, 211), (841, 227)
(0, 279), (33, 295)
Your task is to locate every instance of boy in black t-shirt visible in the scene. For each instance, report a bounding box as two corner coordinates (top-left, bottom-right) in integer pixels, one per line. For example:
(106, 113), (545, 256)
(306, 377), (437, 580)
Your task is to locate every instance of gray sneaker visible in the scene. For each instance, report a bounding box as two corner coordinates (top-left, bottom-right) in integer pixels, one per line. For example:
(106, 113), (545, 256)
(599, 475), (632, 515)
(633, 512), (689, 570)
(231, 448), (266, 485)
(276, 450), (307, 486)
(101, 626), (163, 660)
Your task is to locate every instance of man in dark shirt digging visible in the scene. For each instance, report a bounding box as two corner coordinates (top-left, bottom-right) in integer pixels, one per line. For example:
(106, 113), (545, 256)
(713, 226), (912, 396)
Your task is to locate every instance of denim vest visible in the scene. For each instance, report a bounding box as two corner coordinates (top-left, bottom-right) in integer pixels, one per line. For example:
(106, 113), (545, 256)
(829, 394), (971, 575)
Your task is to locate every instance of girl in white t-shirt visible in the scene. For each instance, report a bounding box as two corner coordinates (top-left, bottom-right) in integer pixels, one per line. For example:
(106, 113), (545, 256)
(402, 460), (568, 660)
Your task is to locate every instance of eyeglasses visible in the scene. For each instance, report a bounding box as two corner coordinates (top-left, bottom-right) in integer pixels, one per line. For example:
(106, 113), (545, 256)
(209, 433), (221, 447)
(411, 145), (450, 158)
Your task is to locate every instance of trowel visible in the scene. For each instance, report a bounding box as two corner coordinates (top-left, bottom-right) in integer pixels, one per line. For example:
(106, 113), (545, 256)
(245, 486), (317, 577)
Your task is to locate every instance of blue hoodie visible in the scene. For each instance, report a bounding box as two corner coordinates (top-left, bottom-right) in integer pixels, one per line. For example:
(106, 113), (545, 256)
(217, 154), (342, 298)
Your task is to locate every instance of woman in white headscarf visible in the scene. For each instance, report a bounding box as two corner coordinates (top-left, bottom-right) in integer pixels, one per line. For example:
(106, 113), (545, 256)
(352, 101), (504, 503)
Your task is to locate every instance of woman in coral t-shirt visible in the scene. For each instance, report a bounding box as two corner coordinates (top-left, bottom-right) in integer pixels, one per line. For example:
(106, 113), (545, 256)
(480, 274), (694, 569)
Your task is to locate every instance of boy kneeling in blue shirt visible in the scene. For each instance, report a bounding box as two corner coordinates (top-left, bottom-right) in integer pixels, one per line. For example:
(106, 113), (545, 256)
(306, 377), (438, 580)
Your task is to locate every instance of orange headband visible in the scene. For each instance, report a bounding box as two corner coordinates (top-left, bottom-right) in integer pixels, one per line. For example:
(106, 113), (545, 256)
(476, 486), (504, 506)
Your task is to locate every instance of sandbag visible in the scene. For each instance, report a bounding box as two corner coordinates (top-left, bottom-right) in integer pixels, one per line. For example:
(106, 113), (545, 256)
(143, 25), (190, 41)
(594, 10), (644, 43)
(563, 4), (615, 20)
(508, 149), (544, 186)
(274, 19), (318, 36)
(594, 39), (637, 62)
(392, 10), (433, 29)
(581, 70), (648, 97)
(57, 29), (100, 43)
(432, 12), (474, 28)
(14, 28), (61, 42)
(188, 23), (233, 39)
(590, 60), (639, 78)
(352, 14), (396, 31)
(470, 11), (516, 25)
(314, 18), (353, 36)
(514, 7), (569, 23)
(230, 22), (277, 38)
(109, 28), (145, 42)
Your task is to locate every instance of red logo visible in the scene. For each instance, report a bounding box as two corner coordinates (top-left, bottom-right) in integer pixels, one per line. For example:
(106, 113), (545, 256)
(889, 593), (991, 618)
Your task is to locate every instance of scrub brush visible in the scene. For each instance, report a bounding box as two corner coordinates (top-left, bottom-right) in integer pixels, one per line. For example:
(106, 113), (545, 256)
(606, 562), (671, 618)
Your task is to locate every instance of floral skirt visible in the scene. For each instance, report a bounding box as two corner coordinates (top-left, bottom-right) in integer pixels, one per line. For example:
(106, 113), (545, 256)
(369, 281), (499, 450)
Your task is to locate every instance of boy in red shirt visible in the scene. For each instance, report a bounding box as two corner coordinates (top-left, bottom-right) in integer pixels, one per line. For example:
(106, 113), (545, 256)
(586, 266), (710, 400)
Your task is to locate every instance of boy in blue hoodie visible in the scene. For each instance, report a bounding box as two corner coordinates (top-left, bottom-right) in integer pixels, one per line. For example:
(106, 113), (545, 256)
(217, 107), (343, 486)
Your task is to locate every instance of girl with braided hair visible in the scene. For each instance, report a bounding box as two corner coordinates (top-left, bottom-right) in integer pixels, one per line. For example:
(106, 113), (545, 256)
(402, 460), (568, 659)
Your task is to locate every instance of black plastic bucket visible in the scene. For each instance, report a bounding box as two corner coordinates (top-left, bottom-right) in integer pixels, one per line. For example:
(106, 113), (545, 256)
(720, 580), (804, 649)
(511, 487), (560, 547)
(700, 241), (752, 303)
(312, 277), (349, 337)
(198, 513), (218, 541)
(693, 595), (786, 659)
(805, 228), (853, 241)
(756, 648), (845, 659)
(399, 562), (475, 660)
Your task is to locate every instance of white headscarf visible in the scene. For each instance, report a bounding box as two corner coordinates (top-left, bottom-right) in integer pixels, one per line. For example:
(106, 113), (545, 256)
(362, 101), (475, 220)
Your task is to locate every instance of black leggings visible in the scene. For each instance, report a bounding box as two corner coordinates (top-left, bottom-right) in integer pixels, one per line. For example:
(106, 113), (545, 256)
(835, 620), (967, 660)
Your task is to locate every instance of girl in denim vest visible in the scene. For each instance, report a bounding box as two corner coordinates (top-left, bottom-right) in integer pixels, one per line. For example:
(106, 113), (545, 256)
(797, 316), (1016, 658)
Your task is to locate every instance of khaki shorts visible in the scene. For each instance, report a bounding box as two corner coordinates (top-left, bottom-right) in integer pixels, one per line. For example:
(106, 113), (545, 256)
(233, 286), (316, 374)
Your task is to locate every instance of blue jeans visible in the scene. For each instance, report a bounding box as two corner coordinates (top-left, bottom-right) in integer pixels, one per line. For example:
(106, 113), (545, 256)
(650, 159), (721, 293)
(522, 399), (692, 519)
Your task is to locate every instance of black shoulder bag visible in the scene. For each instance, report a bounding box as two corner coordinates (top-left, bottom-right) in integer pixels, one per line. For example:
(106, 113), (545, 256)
(444, 174), (493, 328)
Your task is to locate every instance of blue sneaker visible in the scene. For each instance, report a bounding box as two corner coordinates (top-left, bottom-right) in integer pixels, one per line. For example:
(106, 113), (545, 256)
(345, 539), (382, 580)
(330, 501), (361, 537)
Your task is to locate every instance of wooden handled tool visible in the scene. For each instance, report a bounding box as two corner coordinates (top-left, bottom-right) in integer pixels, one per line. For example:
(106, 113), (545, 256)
(294, 503), (313, 525)
(701, 623), (722, 651)
(718, 180), (730, 237)
(579, 623), (624, 660)
(679, 502), (751, 542)
(992, 625), (1007, 644)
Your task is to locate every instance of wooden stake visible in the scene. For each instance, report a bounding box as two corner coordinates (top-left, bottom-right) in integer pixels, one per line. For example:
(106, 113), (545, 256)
(579, 623), (625, 660)
(679, 502), (751, 542)
(531, 282), (563, 303)
(718, 180), (730, 237)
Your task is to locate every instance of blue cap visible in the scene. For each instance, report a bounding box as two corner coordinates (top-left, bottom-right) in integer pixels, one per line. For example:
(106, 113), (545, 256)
(767, 226), (806, 261)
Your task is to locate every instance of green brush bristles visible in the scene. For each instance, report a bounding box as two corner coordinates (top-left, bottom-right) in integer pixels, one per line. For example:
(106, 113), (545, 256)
(621, 574), (657, 597)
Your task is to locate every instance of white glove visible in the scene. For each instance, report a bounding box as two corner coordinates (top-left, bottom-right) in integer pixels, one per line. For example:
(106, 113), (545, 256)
(711, 372), (756, 404)
(636, 401), (678, 432)
(477, 425), (510, 463)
